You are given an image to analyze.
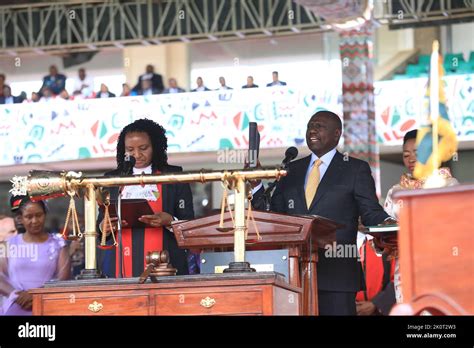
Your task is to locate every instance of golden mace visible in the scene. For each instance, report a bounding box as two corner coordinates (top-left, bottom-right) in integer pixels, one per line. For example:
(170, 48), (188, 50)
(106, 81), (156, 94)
(10, 168), (286, 277)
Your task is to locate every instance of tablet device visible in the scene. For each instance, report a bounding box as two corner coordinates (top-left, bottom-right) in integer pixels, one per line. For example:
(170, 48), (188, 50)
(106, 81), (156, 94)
(108, 199), (154, 228)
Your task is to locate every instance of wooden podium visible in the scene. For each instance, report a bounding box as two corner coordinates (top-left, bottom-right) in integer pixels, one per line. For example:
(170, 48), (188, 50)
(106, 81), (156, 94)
(391, 184), (474, 315)
(29, 211), (338, 316)
(172, 210), (340, 315)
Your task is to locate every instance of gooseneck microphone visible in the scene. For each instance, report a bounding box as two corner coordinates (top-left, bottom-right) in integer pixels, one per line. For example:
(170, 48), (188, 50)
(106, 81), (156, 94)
(117, 153), (135, 278)
(259, 146), (298, 211)
(121, 153), (136, 175)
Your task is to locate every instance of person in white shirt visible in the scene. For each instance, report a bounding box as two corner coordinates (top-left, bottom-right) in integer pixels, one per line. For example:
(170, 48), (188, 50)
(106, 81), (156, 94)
(72, 68), (94, 98)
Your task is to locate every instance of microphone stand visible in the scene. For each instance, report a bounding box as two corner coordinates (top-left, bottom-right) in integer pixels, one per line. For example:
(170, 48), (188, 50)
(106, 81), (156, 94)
(117, 187), (123, 278)
(257, 163), (289, 211)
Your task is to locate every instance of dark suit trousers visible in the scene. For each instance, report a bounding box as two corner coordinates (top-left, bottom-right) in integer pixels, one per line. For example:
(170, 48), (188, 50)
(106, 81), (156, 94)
(318, 290), (357, 315)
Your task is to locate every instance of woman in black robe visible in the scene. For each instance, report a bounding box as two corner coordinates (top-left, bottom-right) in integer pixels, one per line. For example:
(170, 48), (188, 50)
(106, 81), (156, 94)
(97, 119), (194, 277)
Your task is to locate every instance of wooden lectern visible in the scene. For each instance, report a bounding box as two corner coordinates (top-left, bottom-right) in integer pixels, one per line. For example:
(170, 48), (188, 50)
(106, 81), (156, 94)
(172, 210), (341, 315)
(391, 184), (474, 315)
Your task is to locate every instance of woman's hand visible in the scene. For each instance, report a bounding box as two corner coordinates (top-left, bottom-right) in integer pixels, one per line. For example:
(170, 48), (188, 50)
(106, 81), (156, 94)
(14, 290), (33, 310)
(100, 217), (128, 235)
(138, 212), (173, 228)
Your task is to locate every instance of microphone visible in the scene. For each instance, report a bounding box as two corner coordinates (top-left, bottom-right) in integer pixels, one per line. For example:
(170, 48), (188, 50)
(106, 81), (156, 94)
(121, 153), (136, 175)
(281, 146), (298, 169)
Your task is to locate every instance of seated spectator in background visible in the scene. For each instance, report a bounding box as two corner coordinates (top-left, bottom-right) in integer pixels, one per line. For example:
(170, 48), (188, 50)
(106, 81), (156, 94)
(242, 76), (258, 88)
(163, 78), (185, 93)
(0, 215), (17, 242)
(355, 229), (396, 316)
(120, 83), (131, 97)
(191, 77), (210, 92)
(0, 196), (70, 315)
(72, 68), (94, 98)
(96, 83), (115, 98)
(266, 71), (287, 87)
(39, 65), (66, 96)
(217, 76), (232, 90)
(132, 64), (164, 94)
(0, 74), (9, 97)
(0, 215), (17, 315)
(0, 86), (22, 104)
(28, 92), (40, 103)
(38, 87), (54, 102)
(10, 196), (26, 234)
(137, 79), (160, 96)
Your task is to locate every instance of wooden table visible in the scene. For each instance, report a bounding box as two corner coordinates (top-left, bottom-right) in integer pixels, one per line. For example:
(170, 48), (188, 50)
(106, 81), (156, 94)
(30, 272), (301, 316)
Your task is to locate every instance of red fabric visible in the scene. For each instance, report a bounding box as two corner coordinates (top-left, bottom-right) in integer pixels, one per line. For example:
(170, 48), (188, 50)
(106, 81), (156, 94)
(356, 240), (394, 301)
(115, 176), (164, 277)
(118, 224), (133, 278)
(143, 187), (163, 270)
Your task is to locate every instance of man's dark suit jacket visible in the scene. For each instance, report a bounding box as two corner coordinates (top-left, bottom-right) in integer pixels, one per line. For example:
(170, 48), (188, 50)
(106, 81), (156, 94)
(39, 74), (67, 95)
(266, 81), (287, 87)
(0, 96), (22, 104)
(97, 164), (194, 276)
(253, 151), (389, 292)
(95, 91), (116, 98)
(133, 73), (164, 93)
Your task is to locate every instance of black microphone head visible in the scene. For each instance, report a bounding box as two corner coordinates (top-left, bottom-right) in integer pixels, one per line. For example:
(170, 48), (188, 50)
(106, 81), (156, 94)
(122, 153), (136, 174)
(127, 155), (136, 167)
(285, 146), (298, 161)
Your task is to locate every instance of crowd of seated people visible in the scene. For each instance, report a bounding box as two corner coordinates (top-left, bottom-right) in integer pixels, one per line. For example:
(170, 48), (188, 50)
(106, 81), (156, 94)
(0, 64), (288, 105)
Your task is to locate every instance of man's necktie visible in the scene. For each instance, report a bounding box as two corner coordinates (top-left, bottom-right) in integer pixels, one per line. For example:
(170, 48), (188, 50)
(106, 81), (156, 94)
(305, 159), (322, 209)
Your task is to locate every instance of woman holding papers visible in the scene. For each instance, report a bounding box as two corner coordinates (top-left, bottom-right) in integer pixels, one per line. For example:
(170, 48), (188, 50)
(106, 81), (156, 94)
(383, 129), (457, 304)
(97, 119), (194, 278)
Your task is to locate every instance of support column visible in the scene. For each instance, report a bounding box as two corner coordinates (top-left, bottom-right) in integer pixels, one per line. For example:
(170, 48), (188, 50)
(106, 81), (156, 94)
(339, 23), (381, 196)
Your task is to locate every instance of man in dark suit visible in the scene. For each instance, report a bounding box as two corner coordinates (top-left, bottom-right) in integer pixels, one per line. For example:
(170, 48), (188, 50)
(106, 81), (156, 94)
(242, 76), (258, 89)
(95, 83), (116, 98)
(0, 86), (22, 104)
(132, 64), (164, 93)
(266, 71), (287, 87)
(163, 78), (186, 93)
(38, 65), (66, 96)
(252, 110), (394, 315)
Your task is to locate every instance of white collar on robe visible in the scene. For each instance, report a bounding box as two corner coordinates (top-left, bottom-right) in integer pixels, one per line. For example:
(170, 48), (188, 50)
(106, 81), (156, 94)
(121, 165), (157, 200)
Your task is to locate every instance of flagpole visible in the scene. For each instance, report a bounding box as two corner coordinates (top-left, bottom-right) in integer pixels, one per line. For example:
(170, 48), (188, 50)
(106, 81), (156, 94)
(424, 40), (446, 188)
(430, 40), (440, 174)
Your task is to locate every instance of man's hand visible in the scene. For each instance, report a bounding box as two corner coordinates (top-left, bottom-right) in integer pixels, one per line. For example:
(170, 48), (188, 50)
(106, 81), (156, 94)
(356, 301), (377, 316)
(139, 212), (173, 228)
(244, 160), (262, 188)
(14, 291), (33, 310)
(379, 218), (397, 226)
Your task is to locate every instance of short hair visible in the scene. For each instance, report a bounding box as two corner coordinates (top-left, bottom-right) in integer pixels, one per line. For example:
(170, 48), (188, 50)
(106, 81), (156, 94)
(116, 118), (168, 172)
(0, 73), (5, 80)
(272, 71), (278, 75)
(403, 129), (418, 144)
(312, 110), (342, 130)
